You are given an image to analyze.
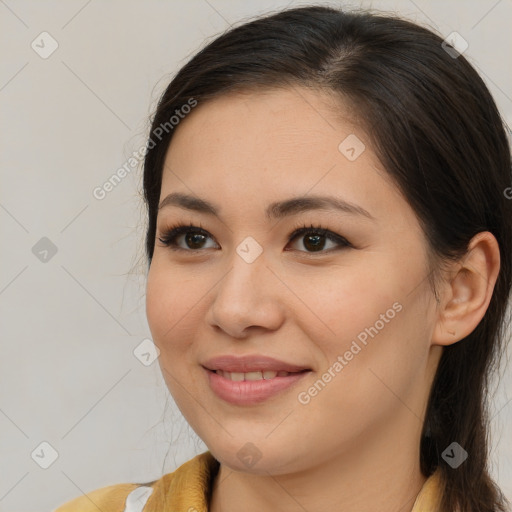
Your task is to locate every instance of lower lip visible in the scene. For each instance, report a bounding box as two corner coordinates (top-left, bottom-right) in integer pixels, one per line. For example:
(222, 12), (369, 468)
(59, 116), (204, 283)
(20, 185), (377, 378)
(204, 367), (310, 406)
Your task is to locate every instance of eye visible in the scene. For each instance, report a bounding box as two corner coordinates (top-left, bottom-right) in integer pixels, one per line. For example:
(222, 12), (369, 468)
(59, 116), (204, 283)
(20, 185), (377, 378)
(286, 223), (352, 253)
(157, 223), (218, 251)
(157, 222), (352, 253)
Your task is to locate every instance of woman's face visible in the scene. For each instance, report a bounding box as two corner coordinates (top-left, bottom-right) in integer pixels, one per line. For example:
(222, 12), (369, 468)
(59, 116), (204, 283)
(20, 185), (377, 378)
(146, 87), (442, 474)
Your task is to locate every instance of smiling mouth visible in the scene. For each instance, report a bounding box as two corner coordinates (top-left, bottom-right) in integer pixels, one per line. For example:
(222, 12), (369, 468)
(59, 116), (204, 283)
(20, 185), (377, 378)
(204, 366), (312, 405)
(213, 369), (310, 381)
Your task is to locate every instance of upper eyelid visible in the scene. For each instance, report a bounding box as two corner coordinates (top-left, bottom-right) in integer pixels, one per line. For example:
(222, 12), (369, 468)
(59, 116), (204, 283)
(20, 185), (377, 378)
(157, 224), (342, 240)
(157, 224), (350, 250)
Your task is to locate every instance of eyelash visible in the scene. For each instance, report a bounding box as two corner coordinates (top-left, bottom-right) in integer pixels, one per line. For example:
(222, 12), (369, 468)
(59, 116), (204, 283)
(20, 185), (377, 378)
(157, 221), (352, 254)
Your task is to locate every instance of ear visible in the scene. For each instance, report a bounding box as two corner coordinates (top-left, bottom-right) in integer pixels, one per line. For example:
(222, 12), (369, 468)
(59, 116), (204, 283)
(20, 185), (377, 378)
(431, 231), (500, 346)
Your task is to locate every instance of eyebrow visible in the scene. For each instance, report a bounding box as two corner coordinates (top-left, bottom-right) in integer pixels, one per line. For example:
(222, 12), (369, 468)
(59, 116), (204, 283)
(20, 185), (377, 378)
(158, 192), (375, 221)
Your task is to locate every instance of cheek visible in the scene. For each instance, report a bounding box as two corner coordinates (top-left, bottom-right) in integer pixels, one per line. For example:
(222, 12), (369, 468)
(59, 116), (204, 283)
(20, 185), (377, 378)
(145, 259), (198, 355)
(145, 264), (169, 341)
(298, 258), (430, 402)
(145, 261), (204, 404)
(290, 262), (402, 356)
(297, 304), (428, 441)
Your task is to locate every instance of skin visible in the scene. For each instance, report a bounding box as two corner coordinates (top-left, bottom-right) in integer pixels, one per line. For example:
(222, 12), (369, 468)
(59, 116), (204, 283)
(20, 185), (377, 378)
(145, 86), (500, 512)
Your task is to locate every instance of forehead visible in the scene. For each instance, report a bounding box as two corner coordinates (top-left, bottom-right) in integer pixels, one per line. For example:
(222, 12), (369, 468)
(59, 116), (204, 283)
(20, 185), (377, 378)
(166, 87), (362, 166)
(159, 87), (411, 228)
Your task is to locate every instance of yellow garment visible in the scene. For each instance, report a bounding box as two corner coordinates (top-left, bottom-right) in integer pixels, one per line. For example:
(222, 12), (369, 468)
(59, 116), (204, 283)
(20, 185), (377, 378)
(54, 451), (443, 511)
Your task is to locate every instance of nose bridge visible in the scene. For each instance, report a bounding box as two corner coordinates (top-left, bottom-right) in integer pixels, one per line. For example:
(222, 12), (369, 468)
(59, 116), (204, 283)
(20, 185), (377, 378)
(208, 235), (283, 336)
(220, 235), (268, 301)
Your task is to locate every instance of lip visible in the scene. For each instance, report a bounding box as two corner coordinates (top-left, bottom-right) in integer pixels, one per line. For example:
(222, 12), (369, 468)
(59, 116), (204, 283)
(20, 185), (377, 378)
(201, 354), (310, 373)
(203, 366), (310, 405)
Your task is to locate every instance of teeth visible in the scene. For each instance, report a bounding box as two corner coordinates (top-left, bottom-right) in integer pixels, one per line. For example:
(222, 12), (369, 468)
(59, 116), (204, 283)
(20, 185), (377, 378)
(245, 371), (263, 381)
(215, 370), (290, 381)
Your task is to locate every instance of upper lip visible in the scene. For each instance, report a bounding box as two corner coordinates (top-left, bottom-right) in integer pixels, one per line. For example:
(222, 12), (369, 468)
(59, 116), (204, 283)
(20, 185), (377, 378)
(202, 355), (310, 373)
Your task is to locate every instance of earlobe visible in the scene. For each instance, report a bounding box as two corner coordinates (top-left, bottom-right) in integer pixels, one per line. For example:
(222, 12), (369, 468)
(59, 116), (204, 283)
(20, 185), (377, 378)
(431, 231), (500, 347)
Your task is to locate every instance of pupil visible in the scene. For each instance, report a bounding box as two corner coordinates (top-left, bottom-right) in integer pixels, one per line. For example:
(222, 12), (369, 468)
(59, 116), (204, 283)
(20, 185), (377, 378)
(183, 232), (326, 251)
(187, 233), (205, 249)
(305, 234), (324, 252)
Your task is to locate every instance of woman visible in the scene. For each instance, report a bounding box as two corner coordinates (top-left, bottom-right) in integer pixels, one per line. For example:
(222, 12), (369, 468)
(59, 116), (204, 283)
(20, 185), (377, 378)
(55, 4), (511, 512)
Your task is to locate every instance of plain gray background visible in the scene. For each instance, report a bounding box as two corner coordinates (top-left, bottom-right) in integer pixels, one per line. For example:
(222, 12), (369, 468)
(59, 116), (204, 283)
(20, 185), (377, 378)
(0, 1), (511, 510)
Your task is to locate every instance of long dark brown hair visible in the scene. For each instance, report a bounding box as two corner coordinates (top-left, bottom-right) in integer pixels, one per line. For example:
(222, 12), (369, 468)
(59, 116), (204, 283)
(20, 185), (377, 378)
(142, 5), (512, 511)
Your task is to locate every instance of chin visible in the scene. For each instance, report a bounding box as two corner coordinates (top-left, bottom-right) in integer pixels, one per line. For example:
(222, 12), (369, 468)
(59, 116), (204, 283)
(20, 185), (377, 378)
(207, 439), (304, 475)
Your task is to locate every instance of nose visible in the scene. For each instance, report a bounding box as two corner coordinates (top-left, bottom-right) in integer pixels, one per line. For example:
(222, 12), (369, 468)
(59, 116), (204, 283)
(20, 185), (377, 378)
(206, 247), (285, 339)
